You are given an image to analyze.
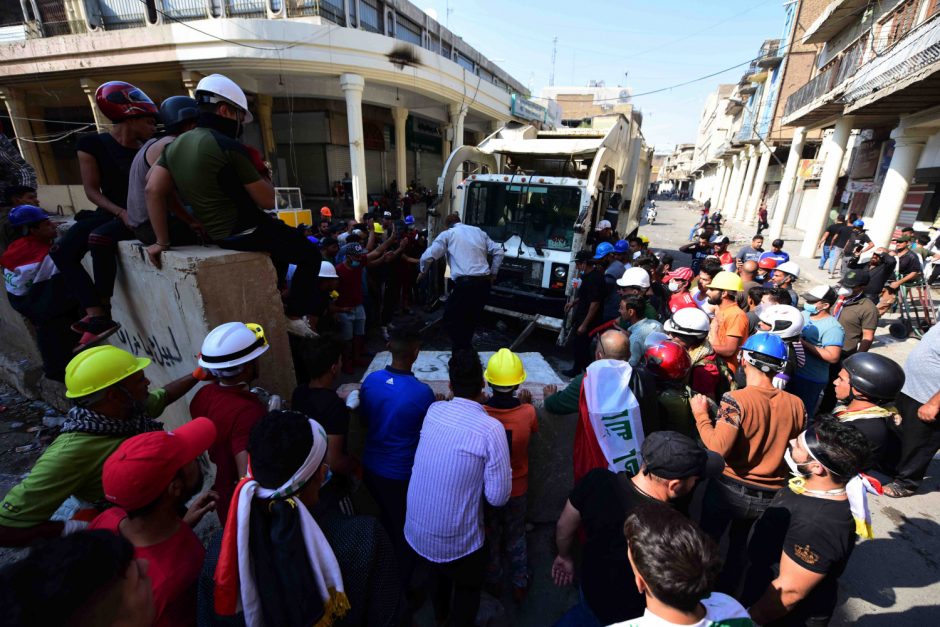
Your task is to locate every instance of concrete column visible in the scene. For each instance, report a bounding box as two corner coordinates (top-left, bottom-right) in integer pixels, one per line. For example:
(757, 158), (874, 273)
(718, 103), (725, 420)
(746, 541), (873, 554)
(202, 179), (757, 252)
(715, 159), (733, 208)
(0, 87), (47, 184)
(181, 71), (203, 98)
(256, 94), (276, 167)
(723, 153), (746, 214)
(767, 127), (806, 242)
(799, 116), (854, 258)
(743, 144), (772, 224)
(449, 102), (467, 149)
(868, 129), (927, 247)
(80, 78), (109, 132)
(391, 106), (408, 190)
(340, 73), (368, 220)
(734, 146), (759, 219)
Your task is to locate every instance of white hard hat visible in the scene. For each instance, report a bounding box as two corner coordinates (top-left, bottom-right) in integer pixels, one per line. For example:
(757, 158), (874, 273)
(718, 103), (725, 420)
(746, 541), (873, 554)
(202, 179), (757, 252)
(195, 74), (253, 123)
(198, 322), (269, 370)
(595, 219), (612, 231)
(617, 267), (651, 289)
(664, 307), (710, 337)
(757, 304), (804, 339)
(776, 260), (801, 278)
(318, 261), (339, 279)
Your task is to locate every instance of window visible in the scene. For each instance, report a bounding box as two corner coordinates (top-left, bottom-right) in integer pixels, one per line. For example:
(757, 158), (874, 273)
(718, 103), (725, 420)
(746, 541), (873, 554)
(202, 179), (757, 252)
(318, 0), (346, 26)
(441, 41), (452, 59)
(884, 0), (920, 48)
(359, 0), (382, 33)
(931, 0), (940, 18)
(455, 51), (474, 72)
(396, 14), (422, 45)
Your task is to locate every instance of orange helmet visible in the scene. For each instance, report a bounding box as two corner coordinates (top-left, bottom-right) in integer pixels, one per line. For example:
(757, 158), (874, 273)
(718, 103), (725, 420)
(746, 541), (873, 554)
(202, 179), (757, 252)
(758, 257), (778, 270)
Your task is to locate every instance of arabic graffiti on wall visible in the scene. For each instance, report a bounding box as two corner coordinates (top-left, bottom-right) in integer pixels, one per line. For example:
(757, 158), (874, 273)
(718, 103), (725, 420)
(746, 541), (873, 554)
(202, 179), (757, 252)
(114, 325), (186, 367)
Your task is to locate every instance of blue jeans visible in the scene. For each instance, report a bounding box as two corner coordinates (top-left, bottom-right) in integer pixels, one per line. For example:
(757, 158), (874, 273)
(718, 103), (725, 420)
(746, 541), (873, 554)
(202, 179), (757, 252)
(789, 375), (827, 419)
(554, 587), (603, 627)
(818, 244), (831, 269)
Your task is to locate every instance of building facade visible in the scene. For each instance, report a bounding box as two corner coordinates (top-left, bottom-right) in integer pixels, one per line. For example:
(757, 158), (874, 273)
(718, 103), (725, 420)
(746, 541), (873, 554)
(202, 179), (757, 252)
(782, 0), (940, 252)
(0, 0), (529, 218)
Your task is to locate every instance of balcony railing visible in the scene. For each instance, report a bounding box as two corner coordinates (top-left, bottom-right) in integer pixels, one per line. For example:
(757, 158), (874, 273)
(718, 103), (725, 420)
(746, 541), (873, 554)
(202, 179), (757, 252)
(782, 42), (863, 118)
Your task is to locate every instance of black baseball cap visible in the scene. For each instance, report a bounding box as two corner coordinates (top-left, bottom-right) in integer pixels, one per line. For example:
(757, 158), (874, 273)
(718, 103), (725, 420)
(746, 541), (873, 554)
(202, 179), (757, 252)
(641, 431), (724, 479)
(575, 250), (594, 263)
(841, 268), (870, 288)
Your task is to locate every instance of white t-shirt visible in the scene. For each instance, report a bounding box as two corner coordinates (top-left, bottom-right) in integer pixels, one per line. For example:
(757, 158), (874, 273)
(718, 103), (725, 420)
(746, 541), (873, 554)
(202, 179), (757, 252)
(607, 593), (753, 627)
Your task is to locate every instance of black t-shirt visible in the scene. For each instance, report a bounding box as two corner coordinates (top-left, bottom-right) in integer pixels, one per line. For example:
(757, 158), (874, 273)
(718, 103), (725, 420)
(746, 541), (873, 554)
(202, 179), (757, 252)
(568, 469), (660, 624)
(684, 243), (711, 273)
(823, 223), (842, 245)
(896, 250), (922, 277)
(574, 268), (606, 326)
(743, 488), (856, 622)
(831, 224), (853, 248)
(843, 230), (871, 255)
(76, 132), (139, 209)
(291, 386), (350, 436)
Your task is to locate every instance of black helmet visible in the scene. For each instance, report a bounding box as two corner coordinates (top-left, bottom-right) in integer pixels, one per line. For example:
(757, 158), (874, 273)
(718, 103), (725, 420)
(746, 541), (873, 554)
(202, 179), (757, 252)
(159, 96), (199, 134)
(843, 353), (905, 401)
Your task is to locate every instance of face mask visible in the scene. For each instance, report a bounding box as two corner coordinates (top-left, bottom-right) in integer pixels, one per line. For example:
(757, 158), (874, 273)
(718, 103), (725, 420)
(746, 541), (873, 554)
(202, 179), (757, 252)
(784, 448), (810, 478)
(836, 287), (852, 297)
(667, 280), (679, 292)
(754, 303), (767, 317)
(803, 303), (817, 314)
(350, 260), (362, 268)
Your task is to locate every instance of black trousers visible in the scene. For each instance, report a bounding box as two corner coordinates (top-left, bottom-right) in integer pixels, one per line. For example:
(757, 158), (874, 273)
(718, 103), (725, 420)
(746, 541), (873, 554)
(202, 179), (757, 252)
(363, 470), (416, 588)
(51, 212), (133, 310)
(444, 277), (490, 350)
(569, 328), (592, 373)
(218, 217), (322, 317)
(428, 547), (486, 627)
(893, 392), (940, 490)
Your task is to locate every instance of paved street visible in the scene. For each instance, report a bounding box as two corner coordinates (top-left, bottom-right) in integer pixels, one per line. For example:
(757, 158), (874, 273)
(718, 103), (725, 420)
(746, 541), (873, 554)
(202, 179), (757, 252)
(644, 200), (940, 626)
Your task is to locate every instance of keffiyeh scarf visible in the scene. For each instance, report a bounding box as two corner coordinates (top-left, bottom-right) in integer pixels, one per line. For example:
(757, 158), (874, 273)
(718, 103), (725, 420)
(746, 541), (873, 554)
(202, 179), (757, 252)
(61, 405), (163, 436)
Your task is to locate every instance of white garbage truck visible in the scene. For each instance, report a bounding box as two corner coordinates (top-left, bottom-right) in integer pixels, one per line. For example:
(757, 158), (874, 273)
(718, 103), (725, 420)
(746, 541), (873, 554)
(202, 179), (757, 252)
(430, 113), (653, 344)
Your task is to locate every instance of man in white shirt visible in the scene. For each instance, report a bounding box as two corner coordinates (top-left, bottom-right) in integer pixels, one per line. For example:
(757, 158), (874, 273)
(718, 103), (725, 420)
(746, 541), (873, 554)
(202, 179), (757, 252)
(610, 503), (753, 627)
(418, 213), (504, 349)
(404, 349), (511, 626)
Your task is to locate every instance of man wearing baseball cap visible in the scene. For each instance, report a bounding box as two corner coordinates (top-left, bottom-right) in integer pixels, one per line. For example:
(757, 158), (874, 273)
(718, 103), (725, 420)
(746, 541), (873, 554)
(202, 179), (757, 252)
(0, 346), (199, 548)
(552, 431), (723, 626)
(663, 267), (698, 314)
(792, 285), (844, 415)
(90, 417), (218, 627)
(566, 249), (605, 376)
(595, 219), (614, 245)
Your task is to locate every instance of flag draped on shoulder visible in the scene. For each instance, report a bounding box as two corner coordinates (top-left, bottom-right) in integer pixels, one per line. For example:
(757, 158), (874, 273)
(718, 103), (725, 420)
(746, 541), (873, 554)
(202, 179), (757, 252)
(574, 359), (645, 483)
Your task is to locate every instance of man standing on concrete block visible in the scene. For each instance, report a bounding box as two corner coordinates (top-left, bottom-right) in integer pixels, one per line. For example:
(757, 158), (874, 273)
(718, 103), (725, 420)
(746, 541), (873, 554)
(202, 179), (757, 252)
(405, 350), (511, 627)
(144, 74), (322, 338)
(0, 346), (199, 547)
(417, 213), (504, 350)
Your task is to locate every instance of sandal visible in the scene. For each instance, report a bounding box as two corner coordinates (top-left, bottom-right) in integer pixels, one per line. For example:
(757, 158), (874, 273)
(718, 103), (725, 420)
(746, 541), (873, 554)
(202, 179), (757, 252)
(883, 482), (916, 498)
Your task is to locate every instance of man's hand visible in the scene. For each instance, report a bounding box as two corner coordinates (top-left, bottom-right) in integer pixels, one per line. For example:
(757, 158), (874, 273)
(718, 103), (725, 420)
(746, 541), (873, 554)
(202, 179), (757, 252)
(188, 220), (209, 241)
(564, 301), (575, 313)
(918, 400), (940, 423)
(576, 326), (587, 335)
(518, 389), (533, 405)
(118, 209), (132, 228)
(889, 281), (901, 290)
(543, 384), (558, 398)
(551, 554), (575, 587)
(146, 243), (165, 269)
(183, 490), (219, 527)
(416, 270), (427, 284)
(690, 394), (710, 418)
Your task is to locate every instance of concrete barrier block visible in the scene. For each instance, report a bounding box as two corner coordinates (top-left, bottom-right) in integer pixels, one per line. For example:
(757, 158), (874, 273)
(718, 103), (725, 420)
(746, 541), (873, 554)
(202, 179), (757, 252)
(527, 408), (577, 524)
(0, 290), (44, 398)
(104, 242), (296, 429)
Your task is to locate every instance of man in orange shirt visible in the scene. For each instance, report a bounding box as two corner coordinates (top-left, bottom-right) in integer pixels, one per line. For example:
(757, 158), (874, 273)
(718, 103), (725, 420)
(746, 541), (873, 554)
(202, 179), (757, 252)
(706, 271), (748, 373)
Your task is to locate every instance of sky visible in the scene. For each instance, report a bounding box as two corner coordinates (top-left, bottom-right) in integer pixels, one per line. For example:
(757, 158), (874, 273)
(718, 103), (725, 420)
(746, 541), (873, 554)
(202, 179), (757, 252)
(422, 0), (788, 152)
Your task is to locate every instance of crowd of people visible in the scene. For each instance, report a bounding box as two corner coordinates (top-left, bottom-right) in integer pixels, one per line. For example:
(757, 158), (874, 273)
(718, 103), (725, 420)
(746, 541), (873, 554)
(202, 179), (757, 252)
(1, 73), (940, 627)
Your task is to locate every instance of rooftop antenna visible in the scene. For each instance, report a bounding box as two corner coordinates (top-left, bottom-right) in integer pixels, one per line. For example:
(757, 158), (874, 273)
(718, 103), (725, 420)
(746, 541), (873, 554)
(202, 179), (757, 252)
(550, 36), (558, 87)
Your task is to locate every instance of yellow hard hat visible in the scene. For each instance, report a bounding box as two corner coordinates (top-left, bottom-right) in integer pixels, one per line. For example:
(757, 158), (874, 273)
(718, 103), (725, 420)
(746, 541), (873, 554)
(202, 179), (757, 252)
(65, 345), (151, 399)
(484, 348), (527, 387)
(709, 270), (744, 292)
(373, 223), (385, 234)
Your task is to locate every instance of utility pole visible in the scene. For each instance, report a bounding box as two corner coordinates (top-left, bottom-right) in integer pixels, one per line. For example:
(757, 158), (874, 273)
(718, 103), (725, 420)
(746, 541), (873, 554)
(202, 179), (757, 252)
(550, 36), (558, 87)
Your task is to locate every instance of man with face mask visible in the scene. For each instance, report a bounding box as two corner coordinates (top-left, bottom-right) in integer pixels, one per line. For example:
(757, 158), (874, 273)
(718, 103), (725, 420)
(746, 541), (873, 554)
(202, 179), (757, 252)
(817, 270), (879, 413)
(145, 74), (322, 338)
(662, 267), (698, 313)
(0, 346), (199, 547)
(790, 286), (844, 417)
(90, 417), (218, 627)
(743, 417), (873, 626)
(551, 431), (724, 627)
(189, 322), (270, 522)
(876, 235), (924, 316)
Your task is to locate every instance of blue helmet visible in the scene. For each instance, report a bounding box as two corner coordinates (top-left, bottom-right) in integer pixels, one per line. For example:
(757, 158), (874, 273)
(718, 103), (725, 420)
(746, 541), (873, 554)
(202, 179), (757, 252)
(613, 239), (630, 253)
(404, 215), (415, 225)
(306, 235), (319, 245)
(594, 242), (614, 259)
(9, 205), (52, 227)
(852, 219), (865, 228)
(742, 332), (787, 373)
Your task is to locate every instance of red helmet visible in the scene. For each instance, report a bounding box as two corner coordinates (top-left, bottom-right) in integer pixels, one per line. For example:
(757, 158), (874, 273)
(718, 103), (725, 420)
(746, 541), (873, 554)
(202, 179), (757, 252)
(643, 340), (691, 381)
(757, 257), (778, 270)
(95, 81), (158, 122)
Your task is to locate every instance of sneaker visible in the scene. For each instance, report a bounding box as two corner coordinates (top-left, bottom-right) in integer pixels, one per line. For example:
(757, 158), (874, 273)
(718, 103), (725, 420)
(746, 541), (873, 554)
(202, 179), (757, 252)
(286, 317), (317, 338)
(72, 317), (121, 353)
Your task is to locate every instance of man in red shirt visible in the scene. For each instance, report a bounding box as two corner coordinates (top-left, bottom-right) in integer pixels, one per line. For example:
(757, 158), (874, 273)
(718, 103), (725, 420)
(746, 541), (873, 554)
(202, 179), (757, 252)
(90, 417), (219, 627)
(335, 242), (394, 372)
(662, 267), (698, 314)
(190, 321), (270, 521)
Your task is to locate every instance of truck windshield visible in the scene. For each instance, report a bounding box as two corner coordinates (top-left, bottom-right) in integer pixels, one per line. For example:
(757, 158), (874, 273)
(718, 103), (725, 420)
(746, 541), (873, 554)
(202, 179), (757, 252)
(464, 181), (582, 250)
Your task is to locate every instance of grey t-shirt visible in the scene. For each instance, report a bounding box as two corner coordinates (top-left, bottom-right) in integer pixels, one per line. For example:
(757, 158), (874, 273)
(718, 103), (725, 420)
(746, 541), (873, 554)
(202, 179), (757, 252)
(126, 136), (170, 228)
(901, 323), (940, 404)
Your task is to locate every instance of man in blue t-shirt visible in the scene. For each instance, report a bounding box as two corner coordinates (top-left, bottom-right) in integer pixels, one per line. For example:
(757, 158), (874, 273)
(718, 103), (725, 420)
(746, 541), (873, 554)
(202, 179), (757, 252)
(758, 238), (790, 266)
(360, 324), (436, 578)
(791, 286), (844, 417)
